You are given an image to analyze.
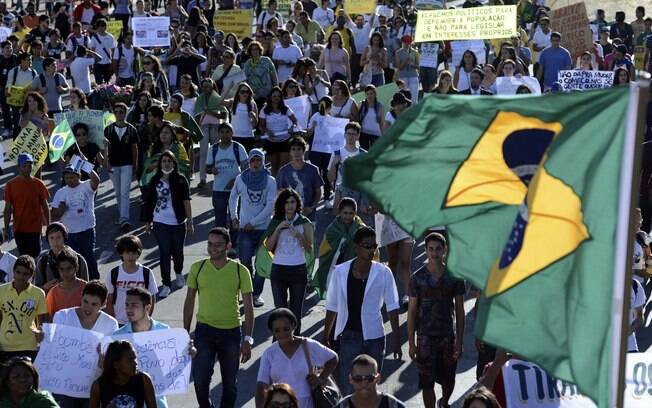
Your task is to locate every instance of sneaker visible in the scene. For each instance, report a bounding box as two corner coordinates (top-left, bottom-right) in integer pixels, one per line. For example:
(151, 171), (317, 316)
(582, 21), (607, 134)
(121, 221), (131, 230)
(253, 296), (265, 308)
(159, 285), (171, 299)
(174, 274), (185, 289)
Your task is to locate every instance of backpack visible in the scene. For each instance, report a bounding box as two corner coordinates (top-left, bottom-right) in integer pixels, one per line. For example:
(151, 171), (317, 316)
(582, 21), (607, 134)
(110, 265), (151, 304)
(69, 34), (89, 53)
(39, 72), (61, 88)
(192, 259), (240, 294)
(11, 67), (37, 85)
(211, 142), (242, 167)
(92, 33), (113, 60)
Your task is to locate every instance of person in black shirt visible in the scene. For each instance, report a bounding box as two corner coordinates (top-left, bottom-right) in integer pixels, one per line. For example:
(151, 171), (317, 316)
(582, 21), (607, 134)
(0, 41), (17, 139)
(64, 123), (104, 180)
(25, 15), (51, 45)
(165, 40), (206, 86)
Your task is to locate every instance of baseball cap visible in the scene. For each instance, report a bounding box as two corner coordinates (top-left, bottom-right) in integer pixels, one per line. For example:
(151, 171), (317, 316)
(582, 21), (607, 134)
(17, 153), (34, 165)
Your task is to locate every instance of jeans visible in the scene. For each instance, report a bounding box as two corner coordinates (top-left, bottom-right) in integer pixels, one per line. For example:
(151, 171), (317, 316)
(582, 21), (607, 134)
(336, 330), (385, 394)
(14, 232), (41, 258)
(68, 228), (98, 280)
(109, 165), (133, 223)
(200, 124), (220, 183)
(237, 229), (265, 297)
(270, 264), (307, 335)
(153, 222), (186, 287)
(212, 191), (230, 228)
(54, 395), (89, 408)
(308, 151), (331, 199)
(192, 323), (241, 408)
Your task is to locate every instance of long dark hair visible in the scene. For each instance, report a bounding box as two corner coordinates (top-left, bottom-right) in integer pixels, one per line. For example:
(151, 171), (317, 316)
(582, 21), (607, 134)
(458, 49), (478, 69)
(144, 54), (163, 74)
(326, 31), (343, 49)
(132, 90), (153, 117)
(612, 67), (631, 86)
(273, 188), (303, 220)
(231, 82), (255, 115)
(69, 88), (88, 109)
(148, 150), (182, 190)
(0, 358), (39, 395)
(263, 383), (299, 408)
(99, 341), (136, 385)
(225, 32), (241, 53)
(152, 124), (180, 154)
(282, 78), (303, 97)
(263, 86), (289, 115)
(21, 91), (48, 114)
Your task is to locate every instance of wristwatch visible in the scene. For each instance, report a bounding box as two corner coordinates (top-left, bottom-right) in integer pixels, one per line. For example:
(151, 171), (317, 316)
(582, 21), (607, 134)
(244, 335), (254, 346)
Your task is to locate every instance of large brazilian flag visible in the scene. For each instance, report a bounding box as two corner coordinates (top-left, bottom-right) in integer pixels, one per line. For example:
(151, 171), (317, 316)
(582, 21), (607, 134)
(344, 86), (636, 407)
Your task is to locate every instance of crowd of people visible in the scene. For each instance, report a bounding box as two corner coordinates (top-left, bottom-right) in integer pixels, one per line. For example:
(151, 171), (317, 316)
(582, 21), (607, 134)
(0, 0), (650, 407)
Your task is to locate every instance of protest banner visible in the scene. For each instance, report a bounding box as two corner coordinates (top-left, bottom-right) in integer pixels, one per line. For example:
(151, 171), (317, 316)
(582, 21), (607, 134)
(557, 70), (614, 91)
(346, 0), (376, 15)
(284, 95), (311, 131)
(213, 10), (253, 40)
(549, 0), (638, 28)
(451, 40), (487, 65)
(625, 352), (652, 408)
(55, 110), (106, 146)
(7, 85), (28, 107)
(419, 42), (440, 68)
(103, 328), (192, 396)
(106, 20), (123, 41)
(550, 2), (593, 60)
(352, 82), (399, 114)
(35, 324), (104, 398)
(502, 359), (597, 407)
(7, 122), (47, 175)
(131, 16), (170, 47)
(414, 6), (518, 42)
(311, 116), (349, 154)
(495, 76), (542, 95)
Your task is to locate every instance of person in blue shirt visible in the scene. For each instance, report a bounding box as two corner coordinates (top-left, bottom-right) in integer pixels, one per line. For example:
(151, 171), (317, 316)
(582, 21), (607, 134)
(536, 32), (572, 91)
(113, 287), (196, 408)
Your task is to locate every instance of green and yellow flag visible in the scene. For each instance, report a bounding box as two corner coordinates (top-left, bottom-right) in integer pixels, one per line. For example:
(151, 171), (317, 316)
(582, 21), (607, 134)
(344, 86), (635, 407)
(49, 119), (76, 162)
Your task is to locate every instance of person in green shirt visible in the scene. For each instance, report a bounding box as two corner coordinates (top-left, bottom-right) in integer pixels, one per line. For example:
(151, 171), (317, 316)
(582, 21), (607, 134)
(295, 11), (324, 46)
(0, 358), (59, 408)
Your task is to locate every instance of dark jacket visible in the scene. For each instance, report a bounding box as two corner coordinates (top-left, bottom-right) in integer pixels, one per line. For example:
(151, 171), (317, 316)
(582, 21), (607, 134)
(459, 88), (493, 95)
(142, 172), (191, 224)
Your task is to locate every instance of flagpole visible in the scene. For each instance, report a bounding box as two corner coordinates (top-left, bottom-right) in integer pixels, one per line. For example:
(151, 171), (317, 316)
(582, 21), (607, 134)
(610, 77), (650, 408)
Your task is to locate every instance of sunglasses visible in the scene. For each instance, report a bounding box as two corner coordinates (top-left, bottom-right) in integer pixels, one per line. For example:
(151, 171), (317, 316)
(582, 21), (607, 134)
(357, 243), (378, 250)
(144, 61), (152, 65)
(351, 374), (377, 383)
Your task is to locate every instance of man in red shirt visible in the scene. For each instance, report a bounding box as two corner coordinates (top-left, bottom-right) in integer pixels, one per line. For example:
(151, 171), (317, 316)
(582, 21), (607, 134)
(3, 153), (50, 258)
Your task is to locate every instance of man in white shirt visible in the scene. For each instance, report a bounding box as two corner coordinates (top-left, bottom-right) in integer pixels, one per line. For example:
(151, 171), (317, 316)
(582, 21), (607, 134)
(313, 0), (335, 30)
(112, 31), (144, 86)
(257, 0), (284, 31)
(6, 52), (37, 138)
(273, 30), (304, 82)
(65, 22), (90, 60)
(323, 225), (402, 394)
(346, 12), (375, 87)
(70, 45), (100, 95)
(89, 18), (116, 84)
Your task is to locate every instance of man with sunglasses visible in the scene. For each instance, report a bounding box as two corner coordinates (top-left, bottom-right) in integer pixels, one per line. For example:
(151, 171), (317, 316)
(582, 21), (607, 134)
(324, 226), (402, 394)
(334, 354), (405, 408)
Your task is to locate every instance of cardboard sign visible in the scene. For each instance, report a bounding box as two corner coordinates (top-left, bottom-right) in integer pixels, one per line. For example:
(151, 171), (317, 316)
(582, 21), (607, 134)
(131, 17), (171, 47)
(495, 76), (542, 94)
(7, 85), (28, 107)
(35, 324), (104, 398)
(550, 2), (593, 60)
(557, 70), (614, 91)
(549, 0), (638, 29)
(213, 10), (253, 41)
(451, 40), (487, 65)
(311, 116), (349, 154)
(284, 95), (311, 131)
(54, 110), (106, 147)
(6, 123), (48, 176)
(106, 20), (123, 41)
(419, 42), (440, 68)
(346, 0), (376, 15)
(415, 6), (518, 42)
(102, 329), (192, 396)
(502, 359), (597, 407)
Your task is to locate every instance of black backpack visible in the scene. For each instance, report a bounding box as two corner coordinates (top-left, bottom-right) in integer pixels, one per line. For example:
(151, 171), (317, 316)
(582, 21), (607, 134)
(39, 73), (62, 88)
(110, 265), (152, 304)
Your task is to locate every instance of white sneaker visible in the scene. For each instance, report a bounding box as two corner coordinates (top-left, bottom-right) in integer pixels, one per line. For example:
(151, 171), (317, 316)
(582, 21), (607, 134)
(159, 285), (171, 298)
(175, 274), (185, 289)
(325, 198), (334, 209)
(253, 296), (265, 308)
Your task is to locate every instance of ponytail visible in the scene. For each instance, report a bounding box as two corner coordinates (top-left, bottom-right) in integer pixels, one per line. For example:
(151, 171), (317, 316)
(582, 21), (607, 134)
(318, 96), (332, 116)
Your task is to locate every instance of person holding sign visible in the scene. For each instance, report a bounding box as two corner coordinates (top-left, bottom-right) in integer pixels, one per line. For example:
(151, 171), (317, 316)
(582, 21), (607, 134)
(0, 255), (49, 364)
(5, 52), (37, 138)
(89, 340), (158, 408)
(183, 227), (255, 408)
(0, 358), (60, 408)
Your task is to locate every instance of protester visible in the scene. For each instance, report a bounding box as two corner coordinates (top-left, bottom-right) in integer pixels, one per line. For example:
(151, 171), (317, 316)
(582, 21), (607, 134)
(3, 153), (50, 258)
(44, 246), (86, 318)
(89, 340), (158, 408)
(536, 32), (572, 92)
(142, 151), (193, 298)
(333, 354), (405, 408)
(34, 222), (89, 291)
(183, 227), (254, 408)
(256, 308), (338, 408)
(259, 86), (298, 176)
(0, 358), (59, 407)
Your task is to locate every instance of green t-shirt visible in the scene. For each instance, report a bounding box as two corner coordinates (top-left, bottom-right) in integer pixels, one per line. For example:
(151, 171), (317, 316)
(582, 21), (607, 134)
(0, 389), (59, 408)
(188, 259), (252, 329)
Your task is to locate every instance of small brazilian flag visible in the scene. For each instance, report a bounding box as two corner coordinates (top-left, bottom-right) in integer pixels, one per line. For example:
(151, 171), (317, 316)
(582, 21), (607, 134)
(344, 86), (637, 407)
(49, 119), (76, 162)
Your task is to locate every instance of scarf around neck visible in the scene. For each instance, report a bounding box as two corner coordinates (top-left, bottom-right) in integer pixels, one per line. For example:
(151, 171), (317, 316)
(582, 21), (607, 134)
(241, 167), (269, 191)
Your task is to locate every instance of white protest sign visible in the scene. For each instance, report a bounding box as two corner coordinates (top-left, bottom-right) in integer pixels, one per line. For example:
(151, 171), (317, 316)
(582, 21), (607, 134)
(34, 324), (104, 398)
(495, 76), (542, 95)
(419, 42), (440, 68)
(70, 154), (95, 174)
(557, 70), (614, 92)
(502, 359), (597, 407)
(285, 95), (311, 131)
(311, 116), (349, 154)
(102, 328), (192, 396)
(0, 26), (11, 42)
(451, 40), (486, 66)
(131, 17), (171, 47)
(54, 110), (106, 147)
(625, 352), (652, 407)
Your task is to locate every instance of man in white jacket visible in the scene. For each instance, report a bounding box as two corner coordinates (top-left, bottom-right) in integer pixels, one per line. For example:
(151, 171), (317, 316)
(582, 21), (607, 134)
(229, 148), (277, 307)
